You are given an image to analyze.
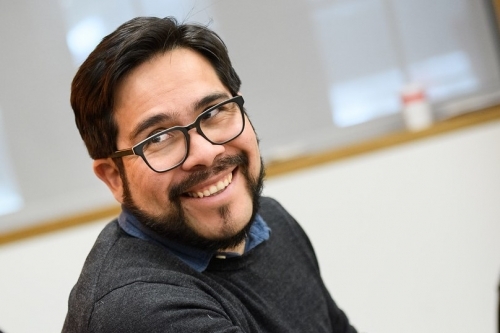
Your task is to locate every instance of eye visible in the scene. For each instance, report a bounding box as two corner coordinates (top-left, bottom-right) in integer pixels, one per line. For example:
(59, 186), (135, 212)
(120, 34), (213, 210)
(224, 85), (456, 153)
(143, 129), (185, 155)
(142, 131), (172, 151)
(150, 132), (169, 144)
(201, 107), (221, 120)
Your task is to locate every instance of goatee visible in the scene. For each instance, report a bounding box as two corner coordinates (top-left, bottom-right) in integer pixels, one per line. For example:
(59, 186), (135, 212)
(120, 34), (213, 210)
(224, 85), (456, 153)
(120, 153), (265, 252)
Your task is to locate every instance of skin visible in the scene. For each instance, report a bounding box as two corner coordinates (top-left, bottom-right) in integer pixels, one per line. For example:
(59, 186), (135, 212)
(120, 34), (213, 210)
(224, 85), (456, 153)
(93, 48), (262, 253)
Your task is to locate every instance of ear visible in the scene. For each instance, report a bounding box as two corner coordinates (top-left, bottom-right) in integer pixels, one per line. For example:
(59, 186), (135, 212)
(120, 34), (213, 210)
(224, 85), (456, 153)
(93, 158), (124, 204)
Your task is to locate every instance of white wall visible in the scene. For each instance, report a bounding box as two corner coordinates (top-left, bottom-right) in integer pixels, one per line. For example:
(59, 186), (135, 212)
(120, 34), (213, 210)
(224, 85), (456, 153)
(264, 120), (500, 333)
(0, 120), (499, 333)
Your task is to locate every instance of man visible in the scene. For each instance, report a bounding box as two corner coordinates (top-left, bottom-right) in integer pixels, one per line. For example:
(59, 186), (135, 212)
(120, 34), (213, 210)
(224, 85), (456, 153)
(63, 16), (357, 333)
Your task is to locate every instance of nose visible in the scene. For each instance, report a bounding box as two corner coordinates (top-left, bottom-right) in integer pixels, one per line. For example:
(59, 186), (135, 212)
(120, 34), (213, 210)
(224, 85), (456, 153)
(180, 129), (225, 171)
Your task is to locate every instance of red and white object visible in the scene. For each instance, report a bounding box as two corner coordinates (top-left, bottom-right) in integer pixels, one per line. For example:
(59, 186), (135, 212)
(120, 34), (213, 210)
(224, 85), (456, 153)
(401, 84), (433, 131)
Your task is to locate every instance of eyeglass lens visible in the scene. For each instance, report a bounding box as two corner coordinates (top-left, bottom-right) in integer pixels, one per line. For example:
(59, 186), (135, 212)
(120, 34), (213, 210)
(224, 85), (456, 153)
(143, 99), (243, 172)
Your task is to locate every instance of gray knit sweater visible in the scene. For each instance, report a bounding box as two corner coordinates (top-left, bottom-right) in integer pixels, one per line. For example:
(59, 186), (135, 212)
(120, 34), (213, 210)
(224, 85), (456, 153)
(63, 197), (357, 333)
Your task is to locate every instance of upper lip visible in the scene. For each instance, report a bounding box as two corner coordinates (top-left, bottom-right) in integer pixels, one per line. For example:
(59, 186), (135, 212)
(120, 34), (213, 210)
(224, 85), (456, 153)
(184, 167), (235, 194)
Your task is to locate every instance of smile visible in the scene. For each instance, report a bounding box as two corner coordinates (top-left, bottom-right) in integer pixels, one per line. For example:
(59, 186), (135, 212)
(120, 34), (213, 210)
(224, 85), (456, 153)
(185, 172), (233, 198)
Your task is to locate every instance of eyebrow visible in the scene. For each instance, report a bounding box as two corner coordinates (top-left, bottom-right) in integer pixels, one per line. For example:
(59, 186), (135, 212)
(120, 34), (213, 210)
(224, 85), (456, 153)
(191, 92), (231, 113)
(128, 92), (232, 142)
(129, 113), (173, 142)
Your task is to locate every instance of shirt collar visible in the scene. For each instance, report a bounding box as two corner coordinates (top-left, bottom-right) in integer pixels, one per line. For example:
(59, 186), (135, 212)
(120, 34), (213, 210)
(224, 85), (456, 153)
(118, 206), (270, 272)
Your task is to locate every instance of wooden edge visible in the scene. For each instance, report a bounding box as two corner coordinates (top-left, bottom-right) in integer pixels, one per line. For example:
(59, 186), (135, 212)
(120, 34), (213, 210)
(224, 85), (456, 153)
(1, 104), (499, 247)
(265, 105), (500, 178)
(0, 205), (121, 246)
(495, 0), (500, 31)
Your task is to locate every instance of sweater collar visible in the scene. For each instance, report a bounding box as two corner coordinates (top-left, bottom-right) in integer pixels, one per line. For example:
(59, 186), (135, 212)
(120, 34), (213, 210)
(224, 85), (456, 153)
(117, 206), (270, 272)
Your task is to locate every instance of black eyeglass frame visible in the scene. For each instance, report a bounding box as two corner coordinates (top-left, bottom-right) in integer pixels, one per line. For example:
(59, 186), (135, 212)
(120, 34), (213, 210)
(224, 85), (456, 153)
(110, 95), (246, 173)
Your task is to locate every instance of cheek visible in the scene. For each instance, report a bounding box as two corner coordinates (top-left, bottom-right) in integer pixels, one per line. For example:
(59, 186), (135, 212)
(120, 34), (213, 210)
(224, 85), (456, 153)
(240, 120), (260, 151)
(243, 131), (261, 173)
(249, 144), (261, 177)
(125, 164), (174, 206)
(228, 126), (260, 169)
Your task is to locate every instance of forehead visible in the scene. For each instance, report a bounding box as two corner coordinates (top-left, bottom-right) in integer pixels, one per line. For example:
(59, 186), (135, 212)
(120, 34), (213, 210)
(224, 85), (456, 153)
(113, 48), (230, 142)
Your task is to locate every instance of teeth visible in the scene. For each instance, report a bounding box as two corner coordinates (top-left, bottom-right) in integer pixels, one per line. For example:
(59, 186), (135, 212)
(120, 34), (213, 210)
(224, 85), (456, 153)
(188, 173), (233, 198)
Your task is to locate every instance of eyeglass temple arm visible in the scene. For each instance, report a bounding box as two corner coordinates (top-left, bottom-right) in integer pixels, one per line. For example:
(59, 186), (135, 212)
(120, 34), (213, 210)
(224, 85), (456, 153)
(110, 149), (135, 158)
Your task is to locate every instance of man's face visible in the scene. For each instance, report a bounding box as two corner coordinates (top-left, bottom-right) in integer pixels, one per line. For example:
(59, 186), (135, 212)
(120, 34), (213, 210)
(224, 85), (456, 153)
(101, 48), (263, 250)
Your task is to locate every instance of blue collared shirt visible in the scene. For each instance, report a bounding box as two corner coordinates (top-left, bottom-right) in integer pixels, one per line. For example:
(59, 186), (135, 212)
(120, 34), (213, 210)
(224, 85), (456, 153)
(117, 207), (271, 272)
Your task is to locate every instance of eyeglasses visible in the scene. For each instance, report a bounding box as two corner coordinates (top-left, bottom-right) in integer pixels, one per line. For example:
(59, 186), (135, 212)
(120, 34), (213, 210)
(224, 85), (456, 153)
(110, 96), (245, 173)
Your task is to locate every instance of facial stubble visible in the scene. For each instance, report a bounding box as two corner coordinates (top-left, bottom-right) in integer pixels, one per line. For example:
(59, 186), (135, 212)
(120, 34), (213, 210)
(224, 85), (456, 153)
(120, 153), (264, 252)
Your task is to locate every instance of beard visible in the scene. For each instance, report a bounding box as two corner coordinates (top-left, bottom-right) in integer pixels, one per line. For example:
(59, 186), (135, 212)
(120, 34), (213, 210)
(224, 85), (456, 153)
(120, 152), (265, 252)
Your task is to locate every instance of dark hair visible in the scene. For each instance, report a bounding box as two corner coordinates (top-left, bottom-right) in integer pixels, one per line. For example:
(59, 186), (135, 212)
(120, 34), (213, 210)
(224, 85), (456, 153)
(71, 16), (241, 159)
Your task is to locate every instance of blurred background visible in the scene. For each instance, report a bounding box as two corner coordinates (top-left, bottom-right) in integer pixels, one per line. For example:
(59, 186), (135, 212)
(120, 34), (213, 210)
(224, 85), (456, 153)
(0, 0), (499, 332)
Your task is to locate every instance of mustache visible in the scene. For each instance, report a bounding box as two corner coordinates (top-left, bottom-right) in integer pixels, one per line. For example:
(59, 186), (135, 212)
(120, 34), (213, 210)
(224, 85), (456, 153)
(168, 153), (248, 201)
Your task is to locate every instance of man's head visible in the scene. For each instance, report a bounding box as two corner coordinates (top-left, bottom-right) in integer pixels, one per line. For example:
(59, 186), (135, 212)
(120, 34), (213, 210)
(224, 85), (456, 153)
(72, 17), (264, 251)
(72, 17), (242, 160)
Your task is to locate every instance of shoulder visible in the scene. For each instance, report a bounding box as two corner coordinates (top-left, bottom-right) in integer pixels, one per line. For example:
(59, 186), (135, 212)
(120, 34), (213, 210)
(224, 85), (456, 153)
(64, 220), (204, 331)
(258, 196), (306, 239)
(258, 196), (292, 224)
(77, 220), (197, 295)
(88, 277), (237, 332)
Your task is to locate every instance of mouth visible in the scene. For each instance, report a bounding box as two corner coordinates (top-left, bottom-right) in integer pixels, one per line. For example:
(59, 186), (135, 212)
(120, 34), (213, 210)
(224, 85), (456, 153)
(183, 170), (234, 199)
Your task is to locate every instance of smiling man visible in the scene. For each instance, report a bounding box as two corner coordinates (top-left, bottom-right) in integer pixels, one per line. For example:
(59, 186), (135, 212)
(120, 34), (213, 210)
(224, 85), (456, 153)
(63, 17), (357, 333)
